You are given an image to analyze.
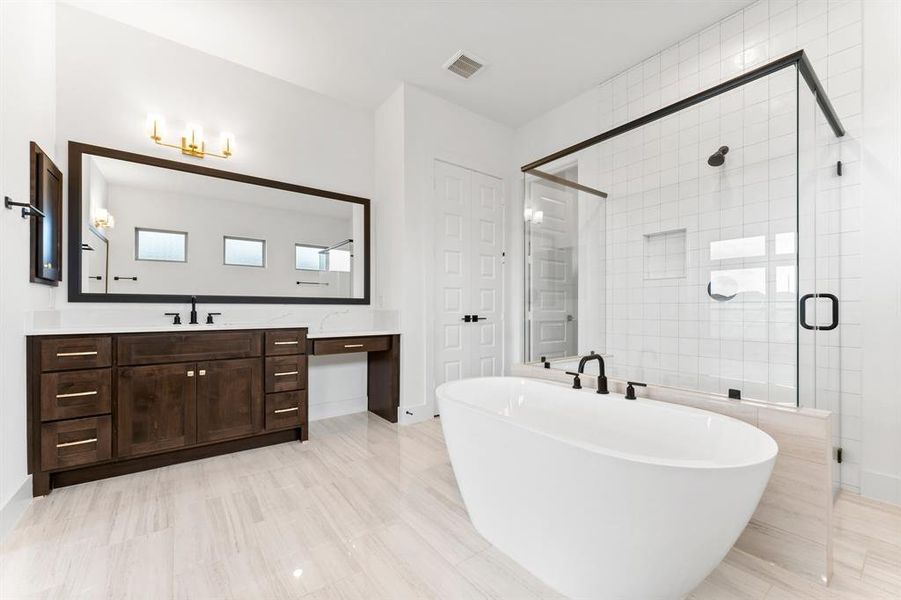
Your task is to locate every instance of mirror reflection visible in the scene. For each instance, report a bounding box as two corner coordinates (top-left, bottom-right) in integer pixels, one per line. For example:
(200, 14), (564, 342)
(79, 154), (366, 300)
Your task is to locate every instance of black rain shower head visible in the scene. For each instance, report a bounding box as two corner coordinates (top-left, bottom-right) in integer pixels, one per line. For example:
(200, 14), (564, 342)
(708, 146), (729, 167)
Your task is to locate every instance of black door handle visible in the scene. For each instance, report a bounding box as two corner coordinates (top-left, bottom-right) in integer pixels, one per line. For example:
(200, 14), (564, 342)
(800, 293), (839, 331)
(461, 315), (472, 323)
(472, 315), (487, 322)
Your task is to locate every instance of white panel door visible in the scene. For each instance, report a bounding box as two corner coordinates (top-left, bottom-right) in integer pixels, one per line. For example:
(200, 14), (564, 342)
(433, 161), (504, 396)
(434, 161), (472, 388)
(470, 172), (504, 377)
(528, 180), (578, 360)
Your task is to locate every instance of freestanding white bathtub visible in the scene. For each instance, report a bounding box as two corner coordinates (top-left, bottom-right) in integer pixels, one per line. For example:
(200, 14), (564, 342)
(437, 377), (778, 600)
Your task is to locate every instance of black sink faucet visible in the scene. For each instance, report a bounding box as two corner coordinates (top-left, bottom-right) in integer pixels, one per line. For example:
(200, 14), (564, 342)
(189, 296), (199, 325)
(578, 351), (608, 394)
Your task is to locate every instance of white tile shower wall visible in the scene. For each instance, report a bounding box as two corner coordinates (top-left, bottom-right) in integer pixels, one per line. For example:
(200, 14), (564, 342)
(590, 0), (862, 491)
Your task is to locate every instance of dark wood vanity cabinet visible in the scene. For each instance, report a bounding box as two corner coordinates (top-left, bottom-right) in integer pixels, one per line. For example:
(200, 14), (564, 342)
(117, 363), (198, 457)
(27, 328), (400, 496)
(197, 358), (263, 442)
(27, 328), (309, 496)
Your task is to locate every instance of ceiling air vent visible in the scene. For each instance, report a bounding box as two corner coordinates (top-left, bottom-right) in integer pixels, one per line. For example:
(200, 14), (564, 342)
(443, 51), (484, 79)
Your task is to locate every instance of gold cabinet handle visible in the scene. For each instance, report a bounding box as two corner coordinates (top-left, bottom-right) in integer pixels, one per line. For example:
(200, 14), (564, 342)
(56, 351), (98, 357)
(187, 370), (195, 377)
(55, 390), (98, 399)
(56, 437), (97, 448)
(274, 371), (298, 377)
(344, 344), (364, 349)
(273, 407), (299, 414)
(274, 340), (299, 345)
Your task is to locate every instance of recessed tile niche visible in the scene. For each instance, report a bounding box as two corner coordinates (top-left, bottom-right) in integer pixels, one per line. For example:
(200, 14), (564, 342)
(644, 228), (687, 280)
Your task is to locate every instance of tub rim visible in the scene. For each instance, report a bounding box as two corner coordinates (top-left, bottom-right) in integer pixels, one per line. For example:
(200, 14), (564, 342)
(437, 376), (778, 471)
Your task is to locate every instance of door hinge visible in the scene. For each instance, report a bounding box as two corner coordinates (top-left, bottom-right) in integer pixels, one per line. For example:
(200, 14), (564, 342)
(836, 160), (843, 176)
(835, 447), (843, 464)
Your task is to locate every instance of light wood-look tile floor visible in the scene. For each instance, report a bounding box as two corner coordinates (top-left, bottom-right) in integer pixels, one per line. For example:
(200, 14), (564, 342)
(1, 413), (899, 599)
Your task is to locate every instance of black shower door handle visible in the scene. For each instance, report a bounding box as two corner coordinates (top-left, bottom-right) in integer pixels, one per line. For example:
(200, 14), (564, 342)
(800, 293), (839, 331)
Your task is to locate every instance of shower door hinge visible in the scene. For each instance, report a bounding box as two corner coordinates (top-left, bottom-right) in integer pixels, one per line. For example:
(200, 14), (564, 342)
(835, 447), (843, 464)
(836, 161), (843, 176)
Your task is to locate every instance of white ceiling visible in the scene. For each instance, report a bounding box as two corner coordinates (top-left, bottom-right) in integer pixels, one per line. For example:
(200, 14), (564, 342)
(65, 0), (752, 127)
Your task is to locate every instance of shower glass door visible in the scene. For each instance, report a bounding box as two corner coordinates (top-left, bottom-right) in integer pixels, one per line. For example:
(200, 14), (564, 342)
(797, 67), (843, 493)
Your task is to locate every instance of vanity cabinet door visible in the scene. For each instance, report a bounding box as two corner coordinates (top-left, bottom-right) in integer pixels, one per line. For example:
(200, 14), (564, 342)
(196, 358), (263, 443)
(117, 363), (197, 457)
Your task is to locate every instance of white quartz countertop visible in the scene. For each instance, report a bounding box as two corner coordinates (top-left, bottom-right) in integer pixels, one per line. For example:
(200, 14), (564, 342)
(25, 322), (400, 338)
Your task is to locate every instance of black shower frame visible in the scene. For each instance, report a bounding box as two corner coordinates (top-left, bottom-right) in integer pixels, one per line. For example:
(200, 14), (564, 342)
(520, 50), (844, 174)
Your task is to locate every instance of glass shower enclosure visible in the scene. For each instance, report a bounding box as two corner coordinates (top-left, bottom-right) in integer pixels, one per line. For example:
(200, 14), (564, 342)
(522, 50), (845, 488)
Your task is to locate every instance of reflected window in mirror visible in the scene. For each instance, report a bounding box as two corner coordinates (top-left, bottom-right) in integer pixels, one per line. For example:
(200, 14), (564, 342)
(327, 249), (351, 272)
(295, 244), (327, 271)
(224, 236), (266, 268)
(135, 228), (187, 262)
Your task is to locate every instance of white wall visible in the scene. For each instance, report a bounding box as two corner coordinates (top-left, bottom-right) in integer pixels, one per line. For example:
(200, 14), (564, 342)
(860, 0), (901, 505)
(0, 0), (58, 533)
(514, 0), (901, 501)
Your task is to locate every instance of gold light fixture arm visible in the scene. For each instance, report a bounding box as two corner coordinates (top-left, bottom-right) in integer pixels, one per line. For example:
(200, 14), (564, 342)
(147, 116), (233, 159)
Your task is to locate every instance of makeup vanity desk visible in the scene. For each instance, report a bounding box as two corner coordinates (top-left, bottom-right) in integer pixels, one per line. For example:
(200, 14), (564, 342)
(307, 330), (401, 423)
(26, 325), (400, 496)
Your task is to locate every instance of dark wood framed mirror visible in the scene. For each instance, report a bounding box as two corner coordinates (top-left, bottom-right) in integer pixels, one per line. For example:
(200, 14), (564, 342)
(31, 142), (63, 286)
(68, 142), (370, 304)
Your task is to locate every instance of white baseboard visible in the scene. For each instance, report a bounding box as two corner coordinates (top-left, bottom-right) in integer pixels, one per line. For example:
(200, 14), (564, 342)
(309, 395), (367, 421)
(861, 470), (901, 506)
(0, 476), (32, 540)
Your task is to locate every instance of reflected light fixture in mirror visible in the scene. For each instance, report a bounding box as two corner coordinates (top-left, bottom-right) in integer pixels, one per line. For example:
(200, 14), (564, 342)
(92, 207), (115, 229)
(146, 113), (235, 159)
(524, 208), (544, 225)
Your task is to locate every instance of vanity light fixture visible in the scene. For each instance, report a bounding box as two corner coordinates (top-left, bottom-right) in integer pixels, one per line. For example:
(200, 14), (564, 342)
(92, 207), (115, 229)
(146, 114), (235, 159)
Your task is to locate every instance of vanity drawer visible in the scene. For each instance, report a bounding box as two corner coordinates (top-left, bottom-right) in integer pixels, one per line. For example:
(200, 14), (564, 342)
(40, 337), (112, 372)
(265, 329), (307, 356)
(265, 355), (307, 393)
(313, 336), (391, 355)
(118, 331), (262, 365)
(40, 369), (111, 421)
(40, 415), (112, 471)
(265, 390), (307, 431)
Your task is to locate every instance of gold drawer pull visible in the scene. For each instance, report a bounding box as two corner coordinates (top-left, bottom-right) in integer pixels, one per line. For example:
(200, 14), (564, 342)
(274, 340), (299, 345)
(344, 344), (364, 349)
(274, 370), (299, 377)
(273, 407), (299, 414)
(55, 390), (98, 399)
(56, 437), (98, 448)
(56, 351), (98, 357)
